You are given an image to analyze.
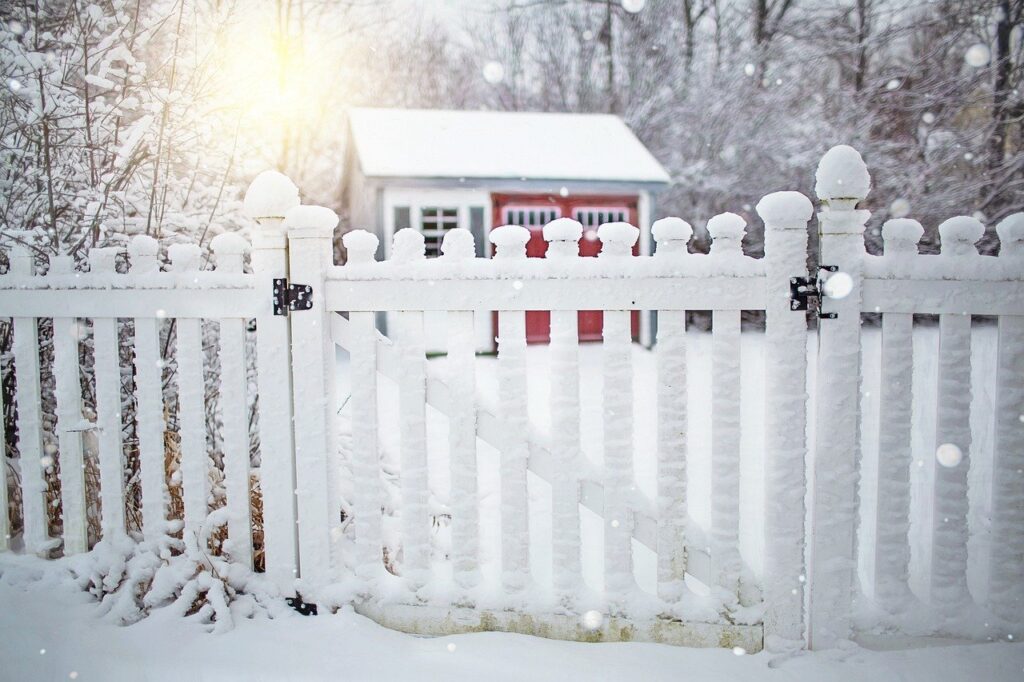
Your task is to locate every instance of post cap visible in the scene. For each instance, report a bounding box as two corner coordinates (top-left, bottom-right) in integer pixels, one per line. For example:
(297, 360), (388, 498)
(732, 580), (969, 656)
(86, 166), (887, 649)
(881, 218), (924, 245)
(210, 232), (250, 256)
(244, 170), (300, 220)
(127, 235), (159, 258)
(996, 212), (1024, 250)
(283, 205), (338, 233)
(938, 216), (984, 254)
(815, 145), (871, 202)
(652, 217), (693, 243)
(441, 228), (476, 259)
(756, 191), (814, 225)
(543, 218), (583, 242)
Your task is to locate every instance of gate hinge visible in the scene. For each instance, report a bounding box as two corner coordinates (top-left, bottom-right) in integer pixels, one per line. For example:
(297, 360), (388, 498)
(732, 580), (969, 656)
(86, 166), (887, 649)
(790, 265), (839, 318)
(272, 278), (313, 316)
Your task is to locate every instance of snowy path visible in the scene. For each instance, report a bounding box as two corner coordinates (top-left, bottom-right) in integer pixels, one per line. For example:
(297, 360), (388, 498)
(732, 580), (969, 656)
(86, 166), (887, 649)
(1, 569), (1021, 682)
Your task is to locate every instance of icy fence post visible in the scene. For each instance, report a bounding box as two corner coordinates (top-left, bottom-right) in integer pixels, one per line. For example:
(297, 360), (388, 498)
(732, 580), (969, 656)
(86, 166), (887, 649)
(127, 236), (168, 545)
(246, 172), (300, 592)
(807, 145), (870, 649)
(652, 218), (691, 604)
(989, 214), (1024, 625)
(707, 213), (745, 610)
(929, 216), (983, 616)
(869, 219), (923, 614)
(212, 233), (254, 569)
(392, 229), (431, 592)
(544, 219), (583, 603)
(757, 192), (814, 648)
(342, 230), (385, 585)
(490, 225), (531, 595)
(48, 254), (89, 555)
(10, 247), (50, 554)
(599, 221), (640, 609)
(441, 228), (481, 595)
(285, 204), (339, 601)
(90, 247), (128, 542)
(170, 244), (208, 555)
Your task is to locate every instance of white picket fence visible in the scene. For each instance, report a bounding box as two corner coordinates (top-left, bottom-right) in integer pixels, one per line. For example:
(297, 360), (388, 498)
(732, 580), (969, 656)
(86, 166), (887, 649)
(0, 148), (1022, 652)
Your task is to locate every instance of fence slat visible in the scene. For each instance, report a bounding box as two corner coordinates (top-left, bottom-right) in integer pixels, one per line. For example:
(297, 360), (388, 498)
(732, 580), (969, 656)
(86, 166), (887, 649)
(0, 341), (7, 551)
(710, 307), (741, 604)
(872, 313), (914, 610)
(219, 317), (252, 567)
(930, 310), (972, 613)
(13, 314), (48, 553)
(127, 237), (168, 542)
(448, 310), (479, 592)
(545, 220), (583, 602)
(397, 310), (430, 590)
(656, 308), (687, 602)
(498, 309), (530, 594)
(93, 315), (125, 540)
(52, 313), (88, 554)
(350, 310), (383, 580)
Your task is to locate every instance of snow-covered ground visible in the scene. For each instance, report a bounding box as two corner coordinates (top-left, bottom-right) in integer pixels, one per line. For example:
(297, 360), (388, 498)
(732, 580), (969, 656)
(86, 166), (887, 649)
(1, 562), (1022, 682)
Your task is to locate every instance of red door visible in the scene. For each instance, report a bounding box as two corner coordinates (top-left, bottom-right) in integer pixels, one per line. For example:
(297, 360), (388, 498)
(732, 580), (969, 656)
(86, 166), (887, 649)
(492, 194), (640, 344)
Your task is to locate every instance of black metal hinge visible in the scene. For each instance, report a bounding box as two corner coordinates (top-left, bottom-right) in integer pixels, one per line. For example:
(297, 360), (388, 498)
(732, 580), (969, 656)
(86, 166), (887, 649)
(790, 265), (838, 319)
(272, 278), (314, 316)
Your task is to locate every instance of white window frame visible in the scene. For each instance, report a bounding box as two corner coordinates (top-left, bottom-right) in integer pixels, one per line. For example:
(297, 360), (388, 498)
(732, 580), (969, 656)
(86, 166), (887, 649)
(501, 205), (562, 230)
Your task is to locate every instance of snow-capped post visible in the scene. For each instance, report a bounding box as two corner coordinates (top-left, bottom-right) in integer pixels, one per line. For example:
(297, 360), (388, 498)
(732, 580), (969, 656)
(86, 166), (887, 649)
(90, 247), (128, 542)
(808, 145), (871, 649)
(170, 243), (208, 556)
(284, 203), (339, 602)
(212, 233), (255, 569)
(245, 171), (301, 592)
(757, 192), (814, 649)
(342, 230), (385, 585)
(989, 213), (1024, 626)
(869, 219), (922, 615)
(544, 218), (584, 604)
(10, 247), (49, 555)
(128, 236), (168, 545)
(48, 254), (89, 555)
(442, 228), (481, 595)
(490, 224), (532, 595)
(652, 218), (692, 604)
(929, 216), (983, 617)
(707, 212), (745, 610)
(391, 229), (432, 593)
(598, 221), (640, 610)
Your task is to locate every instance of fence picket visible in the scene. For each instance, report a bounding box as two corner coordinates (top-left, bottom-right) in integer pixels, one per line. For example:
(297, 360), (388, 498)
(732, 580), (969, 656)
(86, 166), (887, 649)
(545, 219), (583, 601)
(49, 256), (88, 554)
(707, 214), (746, 607)
(10, 248), (49, 554)
(212, 234), (253, 568)
(988, 215), (1024, 625)
(128, 236), (167, 542)
(170, 244), (209, 554)
(928, 217), (983, 614)
(491, 225), (532, 594)
(599, 222), (640, 608)
(652, 218), (694, 604)
(0, 333), (7, 551)
(442, 228), (481, 594)
(89, 248), (126, 541)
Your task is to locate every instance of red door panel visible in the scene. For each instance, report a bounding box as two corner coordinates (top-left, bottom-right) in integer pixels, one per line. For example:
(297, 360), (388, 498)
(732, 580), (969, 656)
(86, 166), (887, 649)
(492, 194), (640, 345)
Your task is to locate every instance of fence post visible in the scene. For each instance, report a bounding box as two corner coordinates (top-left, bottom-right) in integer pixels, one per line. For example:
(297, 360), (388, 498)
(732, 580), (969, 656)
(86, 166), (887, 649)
(284, 204), (339, 602)
(246, 172), (300, 593)
(757, 191), (814, 650)
(807, 145), (870, 649)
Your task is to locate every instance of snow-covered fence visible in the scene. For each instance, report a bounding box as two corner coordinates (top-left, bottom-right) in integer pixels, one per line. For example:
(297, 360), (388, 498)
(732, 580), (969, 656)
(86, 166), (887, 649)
(2, 146), (1022, 653)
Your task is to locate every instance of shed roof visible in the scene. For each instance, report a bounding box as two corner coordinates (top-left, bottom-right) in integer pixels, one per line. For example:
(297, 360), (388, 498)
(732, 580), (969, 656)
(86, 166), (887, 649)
(348, 108), (671, 187)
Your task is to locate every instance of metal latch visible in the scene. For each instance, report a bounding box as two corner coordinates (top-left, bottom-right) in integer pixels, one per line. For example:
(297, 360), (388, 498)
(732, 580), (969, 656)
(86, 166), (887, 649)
(272, 278), (313, 316)
(790, 265), (838, 319)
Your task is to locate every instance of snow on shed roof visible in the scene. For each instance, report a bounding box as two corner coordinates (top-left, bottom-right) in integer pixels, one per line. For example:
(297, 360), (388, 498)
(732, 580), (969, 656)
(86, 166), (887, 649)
(348, 108), (671, 186)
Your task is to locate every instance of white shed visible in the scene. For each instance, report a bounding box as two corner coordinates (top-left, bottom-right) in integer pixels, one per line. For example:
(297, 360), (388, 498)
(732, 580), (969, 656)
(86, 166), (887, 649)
(342, 107), (671, 348)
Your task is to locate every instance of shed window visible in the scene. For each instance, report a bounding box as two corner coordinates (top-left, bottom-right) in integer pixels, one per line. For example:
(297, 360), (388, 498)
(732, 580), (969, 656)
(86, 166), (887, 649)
(572, 207), (628, 228)
(421, 207), (459, 257)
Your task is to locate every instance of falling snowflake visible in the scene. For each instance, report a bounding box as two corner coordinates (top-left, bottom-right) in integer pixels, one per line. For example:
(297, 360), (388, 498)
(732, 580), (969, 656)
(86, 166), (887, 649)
(446, 642), (457, 652)
(581, 610), (603, 630)
(482, 61), (505, 84)
(155, 308), (167, 319)
(732, 646), (746, 656)
(889, 198), (911, 218)
(886, 79), (901, 90)
(743, 63), (755, 77)
(922, 112), (936, 124)
(8, 79), (22, 92)
(622, 0), (646, 13)
(964, 44), (991, 68)
(936, 443), (963, 468)
(822, 272), (853, 300)
(559, 186), (569, 197)
(512, 280), (524, 290)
